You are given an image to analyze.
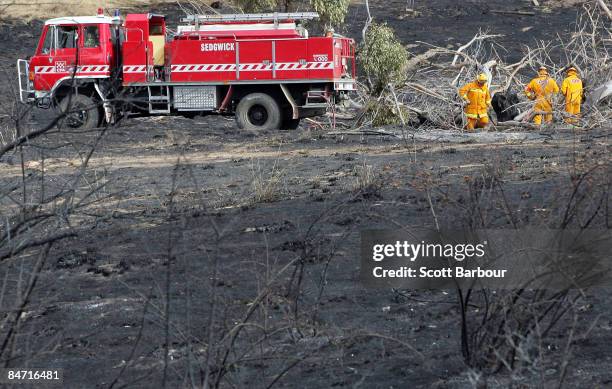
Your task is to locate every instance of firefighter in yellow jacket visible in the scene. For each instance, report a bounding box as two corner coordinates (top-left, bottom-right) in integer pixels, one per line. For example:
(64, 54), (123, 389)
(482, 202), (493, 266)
(459, 73), (492, 131)
(561, 66), (583, 124)
(525, 66), (559, 125)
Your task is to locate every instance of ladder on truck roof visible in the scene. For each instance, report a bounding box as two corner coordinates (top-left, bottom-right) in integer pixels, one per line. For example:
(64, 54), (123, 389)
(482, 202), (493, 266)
(181, 12), (319, 24)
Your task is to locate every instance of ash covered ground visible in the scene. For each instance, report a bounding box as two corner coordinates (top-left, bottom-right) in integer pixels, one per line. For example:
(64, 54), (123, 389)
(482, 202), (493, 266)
(0, 1), (611, 388)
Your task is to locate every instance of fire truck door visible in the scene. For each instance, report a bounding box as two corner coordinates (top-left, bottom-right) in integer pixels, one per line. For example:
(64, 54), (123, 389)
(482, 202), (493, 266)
(31, 24), (56, 91)
(78, 24), (109, 76)
(237, 40), (272, 81)
(40, 24), (78, 92)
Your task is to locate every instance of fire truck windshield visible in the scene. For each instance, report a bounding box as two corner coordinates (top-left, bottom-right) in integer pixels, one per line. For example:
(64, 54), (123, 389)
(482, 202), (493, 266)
(41, 28), (53, 54)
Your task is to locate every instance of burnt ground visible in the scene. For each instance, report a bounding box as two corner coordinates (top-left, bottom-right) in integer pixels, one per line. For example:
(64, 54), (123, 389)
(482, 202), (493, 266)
(1, 1), (612, 388)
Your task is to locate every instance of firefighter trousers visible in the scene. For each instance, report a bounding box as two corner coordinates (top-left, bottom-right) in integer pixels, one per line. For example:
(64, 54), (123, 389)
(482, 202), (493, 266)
(533, 101), (553, 125)
(533, 113), (553, 125)
(466, 116), (489, 131)
(564, 102), (581, 124)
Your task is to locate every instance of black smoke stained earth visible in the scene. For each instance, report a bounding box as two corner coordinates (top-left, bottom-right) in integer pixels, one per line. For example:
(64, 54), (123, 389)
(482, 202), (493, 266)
(0, 1), (610, 389)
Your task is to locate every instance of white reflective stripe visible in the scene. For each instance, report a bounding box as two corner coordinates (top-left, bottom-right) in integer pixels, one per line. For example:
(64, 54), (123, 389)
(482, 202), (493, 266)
(37, 62), (334, 74)
(35, 65), (110, 73)
(123, 65), (147, 73)
(36, 66), (54, 73)
(170, 62), (333, 72)
(171, 64), (238, 72)
(86, 65), (109, 73)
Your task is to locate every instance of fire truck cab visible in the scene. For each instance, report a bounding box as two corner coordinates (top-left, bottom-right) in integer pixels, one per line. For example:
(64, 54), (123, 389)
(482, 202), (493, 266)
(17, 10), (356, 131)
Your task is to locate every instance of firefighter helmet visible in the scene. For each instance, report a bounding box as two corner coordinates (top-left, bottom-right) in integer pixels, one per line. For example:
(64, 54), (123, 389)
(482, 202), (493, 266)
(476, 73), (488, 83)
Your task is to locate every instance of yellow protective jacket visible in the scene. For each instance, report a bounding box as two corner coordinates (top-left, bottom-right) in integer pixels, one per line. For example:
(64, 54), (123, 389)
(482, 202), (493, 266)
(561, 72), (583, 104)
(459, 82), (491, 119)
(525, 76), (559, 111)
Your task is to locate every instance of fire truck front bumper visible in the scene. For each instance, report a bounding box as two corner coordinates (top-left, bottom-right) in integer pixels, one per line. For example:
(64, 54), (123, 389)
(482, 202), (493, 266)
(17, 59), (36, 104)
(20, 92), (36, 104)
(34, 92), (52, 108)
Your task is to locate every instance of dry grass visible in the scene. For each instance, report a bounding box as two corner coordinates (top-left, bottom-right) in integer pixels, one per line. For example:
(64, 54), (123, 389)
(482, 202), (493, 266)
(351, 161), (380, 192)
(546, 0), (587, 7)
(0, 0), (174, 21)
(250, 159), (286, 204)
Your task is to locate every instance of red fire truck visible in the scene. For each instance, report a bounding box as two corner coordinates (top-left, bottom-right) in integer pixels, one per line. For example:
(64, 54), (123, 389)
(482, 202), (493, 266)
(17, 10), (356, 130)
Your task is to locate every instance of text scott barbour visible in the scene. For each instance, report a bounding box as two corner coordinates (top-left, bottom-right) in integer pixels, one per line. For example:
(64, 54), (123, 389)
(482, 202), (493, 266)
(370, 240), (506, 279)
(360, 229), (612, 290)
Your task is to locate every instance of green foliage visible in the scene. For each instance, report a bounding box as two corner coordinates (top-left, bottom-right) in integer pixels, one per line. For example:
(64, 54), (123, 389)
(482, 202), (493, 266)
(359, 23), (408, 94)
(310, 0), (350, 29)
(231, 0), (348, 29)
(234, 0), (278, 12)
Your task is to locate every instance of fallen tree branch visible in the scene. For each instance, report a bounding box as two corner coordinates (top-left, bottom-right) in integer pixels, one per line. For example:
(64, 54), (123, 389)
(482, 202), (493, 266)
(451, 33), (503, 66)
(388, 84), (406, 125)
(482, 59), (498, 88)
(597, 0), (612, 20)
(361, 0), (374, 90)
(325, 129), (400, 138)
(490, 10), (535, 16)
(492, 120), (540, 130)
(500, 48), (542, 92)
(304, 118), (327, 131)
(415, 41), (480, 66)
(405, 48), (447, 73)
(405, 82), (455, 104)
(0, 110), (63, 159)
(0, 230), (77, 261)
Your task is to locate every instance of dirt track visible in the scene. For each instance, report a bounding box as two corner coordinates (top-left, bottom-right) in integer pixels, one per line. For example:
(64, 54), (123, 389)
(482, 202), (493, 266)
(1, 1), (611, 388)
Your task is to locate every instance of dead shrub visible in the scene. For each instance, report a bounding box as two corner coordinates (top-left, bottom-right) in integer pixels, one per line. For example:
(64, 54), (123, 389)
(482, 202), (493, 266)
(250, 159), (286, 203)
(363, 98), (413, 126)
(452, 162), (611, 386)
(351, 161), (381, 193)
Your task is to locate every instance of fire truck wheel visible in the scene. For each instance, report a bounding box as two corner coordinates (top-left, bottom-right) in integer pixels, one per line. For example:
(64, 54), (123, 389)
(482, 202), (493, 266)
(236, 93), (281, 131)
(57, 94), (100, 130)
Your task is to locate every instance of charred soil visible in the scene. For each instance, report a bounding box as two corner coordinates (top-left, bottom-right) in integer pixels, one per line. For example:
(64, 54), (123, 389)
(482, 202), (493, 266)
(0, 1), (611, 388)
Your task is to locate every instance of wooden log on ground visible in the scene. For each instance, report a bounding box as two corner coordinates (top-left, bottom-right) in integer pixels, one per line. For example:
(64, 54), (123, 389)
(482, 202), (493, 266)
(325, 129), (401, 138)
(490, 10), (535, 16)
(493, 120), (540, 130)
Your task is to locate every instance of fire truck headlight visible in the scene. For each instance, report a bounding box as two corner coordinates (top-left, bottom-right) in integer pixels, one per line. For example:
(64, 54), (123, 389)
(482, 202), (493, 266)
(28, 70), (34, 81)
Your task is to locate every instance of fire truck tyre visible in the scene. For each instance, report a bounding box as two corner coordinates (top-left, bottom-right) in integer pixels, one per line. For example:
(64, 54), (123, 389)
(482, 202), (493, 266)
(57, 94), (100, 130)
(236, 93), (281, 131)
(282, 118), (301, 130)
